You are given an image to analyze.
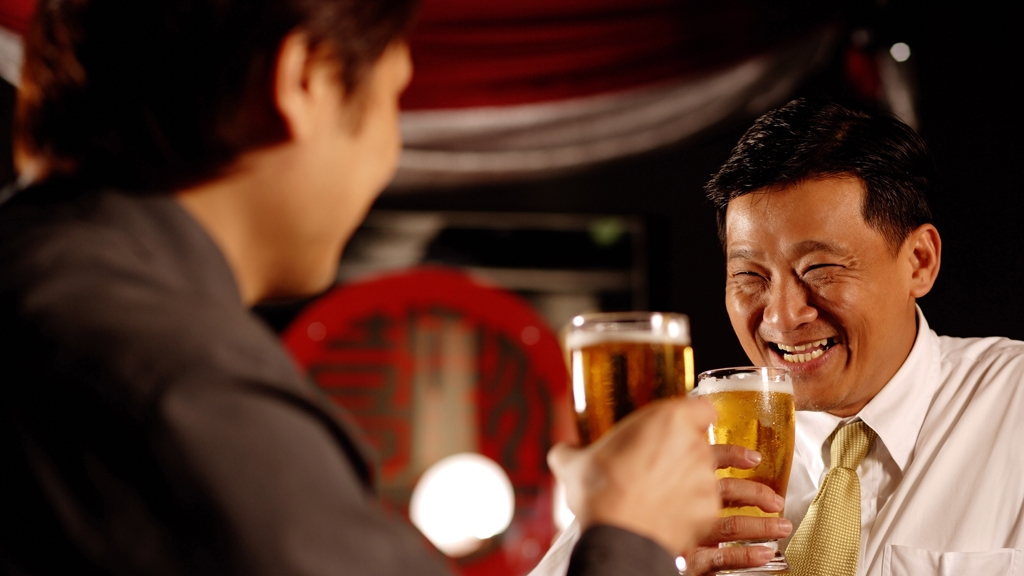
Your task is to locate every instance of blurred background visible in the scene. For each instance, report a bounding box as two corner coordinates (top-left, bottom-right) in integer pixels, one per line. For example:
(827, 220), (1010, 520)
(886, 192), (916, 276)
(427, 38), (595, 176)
(1, 0), (1021, 574)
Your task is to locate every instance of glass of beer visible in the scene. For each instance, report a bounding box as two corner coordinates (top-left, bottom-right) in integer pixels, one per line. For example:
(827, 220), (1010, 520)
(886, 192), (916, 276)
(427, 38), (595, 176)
(565, 312), (693, 445)
(695, 367), (795, 574)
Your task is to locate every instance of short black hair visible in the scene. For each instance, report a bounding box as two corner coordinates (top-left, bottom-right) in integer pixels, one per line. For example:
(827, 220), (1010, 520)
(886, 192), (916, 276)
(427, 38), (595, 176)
(16, 0), (419, 191)
(704, 98), (936, 254)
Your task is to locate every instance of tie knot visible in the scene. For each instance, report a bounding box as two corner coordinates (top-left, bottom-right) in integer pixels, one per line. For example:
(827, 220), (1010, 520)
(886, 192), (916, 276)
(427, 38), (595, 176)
(829, 420), (877, 471)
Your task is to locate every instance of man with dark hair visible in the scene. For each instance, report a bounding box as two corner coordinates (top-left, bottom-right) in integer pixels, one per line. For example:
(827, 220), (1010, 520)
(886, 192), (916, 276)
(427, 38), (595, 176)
(705, 99), (936, 255)
(690, 98), (1024, 575)
(0, 1), (722, 574)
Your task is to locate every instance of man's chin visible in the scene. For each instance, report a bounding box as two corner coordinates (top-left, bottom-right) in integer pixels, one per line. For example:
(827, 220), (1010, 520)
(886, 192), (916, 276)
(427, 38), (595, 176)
(790, 372), (845, 413)
(298, 271), (337, 299)
(794, 396), (840, 413)
(261, 266), (336, 303)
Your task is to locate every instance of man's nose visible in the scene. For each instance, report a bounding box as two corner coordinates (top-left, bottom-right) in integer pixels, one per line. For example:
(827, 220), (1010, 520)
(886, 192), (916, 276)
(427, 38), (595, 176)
(763, 277), (817, 332)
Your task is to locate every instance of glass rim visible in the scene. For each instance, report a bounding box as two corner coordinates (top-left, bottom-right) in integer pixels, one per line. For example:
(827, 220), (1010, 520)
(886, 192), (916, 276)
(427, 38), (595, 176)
(565, 311), (690, 347)
(567, 311), (689, 330)
(697, 366), (790, 381)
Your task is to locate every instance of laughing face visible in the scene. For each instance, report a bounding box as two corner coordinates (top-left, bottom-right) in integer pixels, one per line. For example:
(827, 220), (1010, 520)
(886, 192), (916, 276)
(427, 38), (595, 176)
(723, 176), (940, 416)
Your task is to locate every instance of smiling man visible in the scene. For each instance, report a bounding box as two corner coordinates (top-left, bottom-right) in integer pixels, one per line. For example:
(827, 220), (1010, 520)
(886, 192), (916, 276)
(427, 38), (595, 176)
(721, 174), (934, 417)
(698, 99), (1024, 575)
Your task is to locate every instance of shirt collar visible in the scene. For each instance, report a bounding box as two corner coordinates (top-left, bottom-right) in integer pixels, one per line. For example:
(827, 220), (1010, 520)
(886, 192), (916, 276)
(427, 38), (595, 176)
(795, 306), (941, 474)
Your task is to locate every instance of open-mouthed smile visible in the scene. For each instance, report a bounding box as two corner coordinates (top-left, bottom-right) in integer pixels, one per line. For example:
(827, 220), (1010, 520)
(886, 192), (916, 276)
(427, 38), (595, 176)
(769, 338), (837, 363)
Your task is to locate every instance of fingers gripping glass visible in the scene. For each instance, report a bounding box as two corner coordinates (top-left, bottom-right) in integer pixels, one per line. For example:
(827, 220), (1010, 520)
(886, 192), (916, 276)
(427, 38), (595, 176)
(695, 367), (796, 574)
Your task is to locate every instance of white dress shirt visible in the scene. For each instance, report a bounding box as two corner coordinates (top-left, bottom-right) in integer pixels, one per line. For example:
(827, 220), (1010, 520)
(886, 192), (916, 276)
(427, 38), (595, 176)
(531, 308), (1024, 576)
(785, 308), (1024, 575)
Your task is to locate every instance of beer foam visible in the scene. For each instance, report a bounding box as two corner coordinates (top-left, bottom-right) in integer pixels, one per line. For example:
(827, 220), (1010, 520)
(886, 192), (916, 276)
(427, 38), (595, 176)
(565, 330), (691, 350)
(695, 372), (793, 396)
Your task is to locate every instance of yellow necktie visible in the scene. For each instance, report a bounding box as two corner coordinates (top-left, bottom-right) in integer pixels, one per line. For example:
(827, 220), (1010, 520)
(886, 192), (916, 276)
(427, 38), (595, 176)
(786, 420), (877, 576)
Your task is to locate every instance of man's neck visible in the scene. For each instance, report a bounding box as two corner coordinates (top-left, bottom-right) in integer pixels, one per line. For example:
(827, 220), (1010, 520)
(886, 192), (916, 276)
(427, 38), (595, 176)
(825, 304), (921, 418)
(173, 152), (285, 305)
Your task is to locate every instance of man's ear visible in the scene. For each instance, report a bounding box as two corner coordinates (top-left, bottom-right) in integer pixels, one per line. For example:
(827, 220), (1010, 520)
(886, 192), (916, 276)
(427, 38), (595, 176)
(273, 32), (340, 141)
(906, 223), (942, 298)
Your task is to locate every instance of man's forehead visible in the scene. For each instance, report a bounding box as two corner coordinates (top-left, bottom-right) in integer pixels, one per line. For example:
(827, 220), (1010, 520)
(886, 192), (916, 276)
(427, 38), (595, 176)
(727, 240), (847, 262)
(723, 177), (871, 255)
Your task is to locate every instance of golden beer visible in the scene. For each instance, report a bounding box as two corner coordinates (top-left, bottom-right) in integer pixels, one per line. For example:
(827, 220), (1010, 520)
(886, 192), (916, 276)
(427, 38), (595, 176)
(702, 388), (795, 517)
(697, 367), (795, 574)
(566, 313), (693, 445)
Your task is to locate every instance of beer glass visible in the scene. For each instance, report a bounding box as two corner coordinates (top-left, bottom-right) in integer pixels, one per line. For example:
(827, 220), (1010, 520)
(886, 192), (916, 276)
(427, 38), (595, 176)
(695, 367), (795, 574)
(565, 312), (693, 445)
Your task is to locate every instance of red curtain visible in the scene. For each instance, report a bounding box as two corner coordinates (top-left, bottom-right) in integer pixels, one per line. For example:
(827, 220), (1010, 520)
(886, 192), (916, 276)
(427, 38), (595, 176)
(0, 0), (31, 33)
(401, 0), (840, 109)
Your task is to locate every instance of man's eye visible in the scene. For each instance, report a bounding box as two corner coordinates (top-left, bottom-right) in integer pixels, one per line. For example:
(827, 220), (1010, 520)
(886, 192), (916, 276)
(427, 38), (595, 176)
(803, 263), (838, 275)
(732, 271), (766, 280)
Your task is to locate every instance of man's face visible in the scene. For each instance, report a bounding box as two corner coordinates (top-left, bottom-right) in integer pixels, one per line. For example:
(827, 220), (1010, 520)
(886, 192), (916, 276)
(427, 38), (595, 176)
(332, 41), (413, 217)
(723, 177), (921, 416)
(278, 41), (413, 296)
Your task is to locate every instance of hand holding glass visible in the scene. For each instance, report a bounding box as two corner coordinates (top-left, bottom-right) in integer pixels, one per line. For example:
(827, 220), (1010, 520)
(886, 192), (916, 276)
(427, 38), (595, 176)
(695, 367), (795, 574)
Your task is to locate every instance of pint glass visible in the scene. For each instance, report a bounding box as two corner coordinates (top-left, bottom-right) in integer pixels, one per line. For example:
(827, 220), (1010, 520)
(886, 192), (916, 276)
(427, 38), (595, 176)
(695, 367), (795, 573)
(565, 312), (693, 445)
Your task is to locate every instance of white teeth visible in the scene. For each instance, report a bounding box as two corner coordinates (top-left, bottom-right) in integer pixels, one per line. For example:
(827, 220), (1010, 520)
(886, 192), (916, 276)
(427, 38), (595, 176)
(783, 348), (825, 363)
(776, 338), (829, 353)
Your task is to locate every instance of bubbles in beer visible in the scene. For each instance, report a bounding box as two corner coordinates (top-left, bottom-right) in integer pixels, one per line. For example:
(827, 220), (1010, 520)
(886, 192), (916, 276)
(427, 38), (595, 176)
(567, 313), (692, 445)
(569, 333), (693, 444)
(696, 370), (795, 518)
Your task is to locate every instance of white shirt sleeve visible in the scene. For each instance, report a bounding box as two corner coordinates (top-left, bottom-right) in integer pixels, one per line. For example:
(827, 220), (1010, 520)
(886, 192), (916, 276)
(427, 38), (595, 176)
(528, 521), (581, 576)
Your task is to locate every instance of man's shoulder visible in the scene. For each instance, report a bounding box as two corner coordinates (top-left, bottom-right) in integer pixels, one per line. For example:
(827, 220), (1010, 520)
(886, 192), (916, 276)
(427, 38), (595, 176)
(935, 332), (1024, 367)
(1, 185), (218, 336)
(1, 182), (219, 286)
(932, 332), (1024, 398)
(0, 182), (122, 257)
(0, 184), (297, 407)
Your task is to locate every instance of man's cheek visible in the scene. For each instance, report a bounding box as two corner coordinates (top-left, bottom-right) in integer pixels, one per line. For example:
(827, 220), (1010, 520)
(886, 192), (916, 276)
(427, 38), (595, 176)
(736, 336), (765, 365)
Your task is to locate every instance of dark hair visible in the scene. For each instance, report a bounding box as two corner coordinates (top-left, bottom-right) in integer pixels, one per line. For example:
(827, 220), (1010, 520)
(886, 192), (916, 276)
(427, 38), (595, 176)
(704, 98), (936, 254)
(16, 0), (419, 191)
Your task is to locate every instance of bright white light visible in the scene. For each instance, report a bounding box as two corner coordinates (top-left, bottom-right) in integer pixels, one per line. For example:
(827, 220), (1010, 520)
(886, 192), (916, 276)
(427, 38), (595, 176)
(410, 453), (515, 557)
(890, 42), (911, 62)
(667, 320), (681, 339)
(572, 351), (587, 413)
(651, 313), (664, 330)
(572, 315), (585, 327)
(553, 479), (575, 531)
(676, 556), (688, 572)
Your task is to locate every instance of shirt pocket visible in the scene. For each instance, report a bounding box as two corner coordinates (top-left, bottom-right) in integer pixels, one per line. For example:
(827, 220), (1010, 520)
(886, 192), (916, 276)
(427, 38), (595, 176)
(883, 545), (1023, 576)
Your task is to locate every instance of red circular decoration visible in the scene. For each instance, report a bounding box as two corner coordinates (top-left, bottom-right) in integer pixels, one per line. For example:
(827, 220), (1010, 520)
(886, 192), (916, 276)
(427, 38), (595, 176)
(282, 266), (573, 576)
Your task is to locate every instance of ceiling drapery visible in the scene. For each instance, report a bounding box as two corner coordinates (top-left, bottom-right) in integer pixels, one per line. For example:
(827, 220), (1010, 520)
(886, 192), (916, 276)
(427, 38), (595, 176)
(396, 0), (840, 188)
(395, 29), (836, 188)
(0, 0), (841, 188)
(0, 0), (30, 34)
(402, 0), (837, 110)
(0, 0), (30, 87)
